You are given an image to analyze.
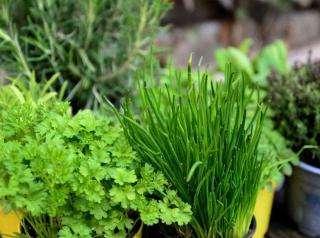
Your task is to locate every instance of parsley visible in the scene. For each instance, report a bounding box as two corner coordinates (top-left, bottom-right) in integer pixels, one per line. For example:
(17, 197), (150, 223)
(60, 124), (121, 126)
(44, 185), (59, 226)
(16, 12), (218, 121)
(0, 83), (192, 238)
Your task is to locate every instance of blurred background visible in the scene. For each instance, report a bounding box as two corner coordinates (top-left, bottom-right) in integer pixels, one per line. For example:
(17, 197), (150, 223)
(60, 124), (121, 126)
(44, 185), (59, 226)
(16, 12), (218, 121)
(157, 2), (320, 237)
(157, 0), (320, 67)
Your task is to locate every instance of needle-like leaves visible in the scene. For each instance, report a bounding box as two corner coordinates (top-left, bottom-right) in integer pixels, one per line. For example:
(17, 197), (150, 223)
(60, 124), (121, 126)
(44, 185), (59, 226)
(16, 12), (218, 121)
(113, 63), (266, 238)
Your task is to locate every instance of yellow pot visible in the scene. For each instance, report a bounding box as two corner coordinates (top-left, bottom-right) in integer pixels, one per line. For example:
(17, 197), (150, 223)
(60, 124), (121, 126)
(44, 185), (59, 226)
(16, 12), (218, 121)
(133, 223), (143, 238)
(253, 188), (275, 238)
(0, 208), (142, 238)
(0, 207), (20, 237)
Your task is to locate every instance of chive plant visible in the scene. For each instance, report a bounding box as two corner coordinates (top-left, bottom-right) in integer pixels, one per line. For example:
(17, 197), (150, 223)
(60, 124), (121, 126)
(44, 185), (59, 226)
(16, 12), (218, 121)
(112, 62), (266, 238)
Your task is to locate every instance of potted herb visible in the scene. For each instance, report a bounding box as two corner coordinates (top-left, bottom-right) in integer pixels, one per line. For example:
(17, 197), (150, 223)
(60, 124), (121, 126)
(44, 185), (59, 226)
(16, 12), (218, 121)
(214, 41), (296, 238)
(0, 73), (61, 238)
(268, 59), (320, 237)
(111, 61), (266, 238)
(249, 107), (298, 238)
(0, 0), (169, 110)
(0, 79), (191, 237)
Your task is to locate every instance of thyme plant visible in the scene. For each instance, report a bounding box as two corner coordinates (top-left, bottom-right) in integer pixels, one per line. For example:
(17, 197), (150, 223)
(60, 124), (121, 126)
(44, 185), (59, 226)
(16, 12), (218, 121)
(112, 63), (266, 238)
(0, 0), (169, 110)
(268, 60), (320, 167)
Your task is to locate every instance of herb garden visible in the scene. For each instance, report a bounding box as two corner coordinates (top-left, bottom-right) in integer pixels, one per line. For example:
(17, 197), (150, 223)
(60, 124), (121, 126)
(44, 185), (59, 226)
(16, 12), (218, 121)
(0, 1), (319, 238)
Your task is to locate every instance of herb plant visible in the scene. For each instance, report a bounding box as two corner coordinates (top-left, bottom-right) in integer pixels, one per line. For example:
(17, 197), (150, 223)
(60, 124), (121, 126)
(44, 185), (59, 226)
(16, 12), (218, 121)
(112, 63), (266, 238)
(0, 0), (169, 110)
(215, 40), (296, 187)
(268, 60), (320, 167)
(214, 39), (290, 87)
(0, 81), (191, 238)
(247, 95), (298, 189)
(147, 61), (296, 190)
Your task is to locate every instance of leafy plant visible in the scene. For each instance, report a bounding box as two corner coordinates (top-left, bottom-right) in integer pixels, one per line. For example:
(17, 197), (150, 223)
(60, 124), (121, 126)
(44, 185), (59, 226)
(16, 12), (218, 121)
(146, 61), (296, 190)
(268, 59), (320, 167)
(246, 93), (299, 189)
(110, 62), (266, 238)
(214, 39), (290, 87)
(215, 40), (296, 187)
(0, 81), (191, 238)
(0, 0), (170, 110)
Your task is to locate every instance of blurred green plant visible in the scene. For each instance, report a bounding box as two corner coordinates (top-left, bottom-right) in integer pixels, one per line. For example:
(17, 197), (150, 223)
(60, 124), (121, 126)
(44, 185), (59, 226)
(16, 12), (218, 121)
(0, 0), (170, 110)
(214, 39), (290, 88)
(110, 61), (266, 238)
(246, 92), (299, 189)
(268, 60), (320, 167)
(0, 78), (191, 238)
(214, 40), (296, 188)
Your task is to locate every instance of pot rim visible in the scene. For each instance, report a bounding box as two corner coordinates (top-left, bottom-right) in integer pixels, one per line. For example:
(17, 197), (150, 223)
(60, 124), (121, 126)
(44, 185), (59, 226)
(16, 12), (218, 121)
(245, 216), (257, 238)
(299, 161), (320, 175)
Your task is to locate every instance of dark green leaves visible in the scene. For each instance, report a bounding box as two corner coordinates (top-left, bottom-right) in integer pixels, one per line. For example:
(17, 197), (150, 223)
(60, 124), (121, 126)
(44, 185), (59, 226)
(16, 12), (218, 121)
(268, 60), (320, 165)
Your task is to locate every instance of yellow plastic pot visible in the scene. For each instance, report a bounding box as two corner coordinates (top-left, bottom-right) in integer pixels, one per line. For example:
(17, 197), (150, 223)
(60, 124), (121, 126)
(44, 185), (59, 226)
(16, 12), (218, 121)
(253, 188), (275, 238)
(0, 207), (20, 237)
(0, 208), (142, 238)
(133, 223), (143, 238)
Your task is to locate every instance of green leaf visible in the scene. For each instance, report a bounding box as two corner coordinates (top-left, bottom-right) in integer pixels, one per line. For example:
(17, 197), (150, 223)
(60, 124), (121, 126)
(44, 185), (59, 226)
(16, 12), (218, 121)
(110, 168), (137, 185)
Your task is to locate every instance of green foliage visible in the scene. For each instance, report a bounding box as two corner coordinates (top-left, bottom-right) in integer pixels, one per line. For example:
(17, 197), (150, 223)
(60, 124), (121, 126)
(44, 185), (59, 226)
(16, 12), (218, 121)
(214, 40), (290, 88)
(0, 0), (170, 110)
(257, 118), (299, 187)
(150, 62), (296, 189)
(246, 92), (298, 189)
(215, 39), (254, 82)
(214, 40), (296, 187)
(254, 40), (290, 86)
(111, 62), (266, 238)
(268, 60), (320, 166)
(0, 81), (191, 238)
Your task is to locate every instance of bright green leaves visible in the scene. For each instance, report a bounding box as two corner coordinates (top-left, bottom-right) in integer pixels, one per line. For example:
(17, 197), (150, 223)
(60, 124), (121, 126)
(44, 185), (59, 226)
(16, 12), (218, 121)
(139, 200), (160, 225)
(138, 191), (193, 226)
(109, 185), (136, 208)
(79, 158), (106, 180)
(110, 168), (137, 185)
(61, 217), (91, 238)
(158, 191), (192, 226)
(0, 87), (191, 237)
(136, 164), (168, 194)
(117, 63), (265, 238)
(214, 39), (290, 88)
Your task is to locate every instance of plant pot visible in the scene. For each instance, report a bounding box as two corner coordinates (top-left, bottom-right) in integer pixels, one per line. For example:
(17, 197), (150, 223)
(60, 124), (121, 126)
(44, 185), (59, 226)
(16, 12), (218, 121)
(133, 223), (143, 238)
(253, 186), (275, 238)
(287, 161), (320, 237)
(0, 207), (20, 237)
(245, 217), (257, 238)
(132, 218), (256, 238)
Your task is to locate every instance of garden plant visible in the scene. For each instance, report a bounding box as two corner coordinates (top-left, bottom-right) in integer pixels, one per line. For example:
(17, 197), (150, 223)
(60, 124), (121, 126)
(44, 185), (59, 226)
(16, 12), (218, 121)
(0, 0), (169, 110)
(0, 78), (192, 238)
(214, 40), (297, 187)
(268, 57), (320, 237)
(268, 59), (320, 166)
(111, 61), (267, 238)
(0, 0), (312, 235)
(214, 39), (290, 88)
